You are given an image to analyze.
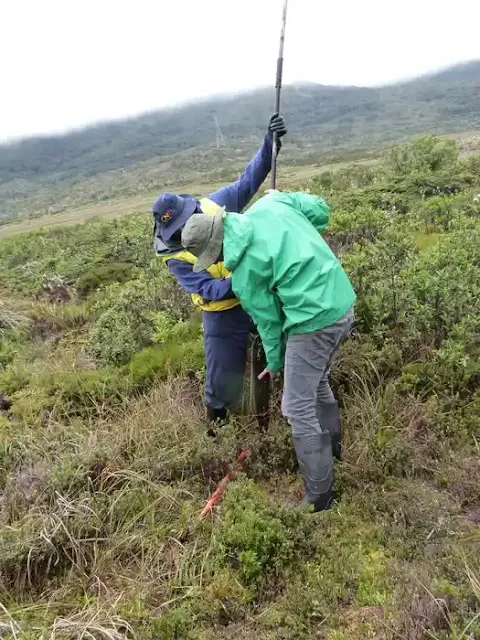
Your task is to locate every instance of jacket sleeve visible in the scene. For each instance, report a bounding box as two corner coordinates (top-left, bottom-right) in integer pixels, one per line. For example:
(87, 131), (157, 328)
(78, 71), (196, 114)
(167, 259), (236, 301)
(277, 192), (330, 233)
(235, 284), (285, 373)
(208, 135), (273, 212)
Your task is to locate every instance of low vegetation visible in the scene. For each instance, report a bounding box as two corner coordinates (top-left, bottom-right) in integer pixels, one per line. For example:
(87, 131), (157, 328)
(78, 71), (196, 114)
(0, 135), (479, 638)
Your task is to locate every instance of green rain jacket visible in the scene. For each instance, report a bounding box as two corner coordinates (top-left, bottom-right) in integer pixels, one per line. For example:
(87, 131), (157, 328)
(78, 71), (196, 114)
(223, 191), (356, 373)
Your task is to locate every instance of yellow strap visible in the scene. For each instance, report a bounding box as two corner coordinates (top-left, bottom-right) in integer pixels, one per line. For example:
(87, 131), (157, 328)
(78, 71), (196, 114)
(199, 197), (222, 215)
(193, 296), (240, 312)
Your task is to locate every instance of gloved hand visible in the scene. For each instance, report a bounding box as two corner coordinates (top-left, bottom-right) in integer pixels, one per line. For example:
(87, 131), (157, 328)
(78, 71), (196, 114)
(268, 113), (287, 149)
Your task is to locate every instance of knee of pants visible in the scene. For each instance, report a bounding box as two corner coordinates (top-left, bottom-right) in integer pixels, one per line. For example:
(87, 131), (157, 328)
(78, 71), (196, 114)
(282, 387), (317, 420)
(288, 415), (323, 438)
(282, 397), (320, 438)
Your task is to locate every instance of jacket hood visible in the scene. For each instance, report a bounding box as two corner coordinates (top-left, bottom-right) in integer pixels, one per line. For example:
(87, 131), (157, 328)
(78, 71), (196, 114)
(223, 213), (253, 271)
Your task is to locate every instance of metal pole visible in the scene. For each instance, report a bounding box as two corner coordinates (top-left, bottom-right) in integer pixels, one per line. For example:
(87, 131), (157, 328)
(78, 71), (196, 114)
(271, 0), (288, 190)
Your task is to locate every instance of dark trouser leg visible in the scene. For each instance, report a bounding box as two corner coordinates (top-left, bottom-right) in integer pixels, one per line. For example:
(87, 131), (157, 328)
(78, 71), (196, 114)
(202, 308), (253, 424)
(205, 406), (228, 437)
(0, 395), (12, 411)
(247, 333), (270, 430)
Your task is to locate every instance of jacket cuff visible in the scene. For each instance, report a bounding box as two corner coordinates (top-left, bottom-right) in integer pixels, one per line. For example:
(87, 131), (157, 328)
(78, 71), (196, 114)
(267, 353), (283, 374)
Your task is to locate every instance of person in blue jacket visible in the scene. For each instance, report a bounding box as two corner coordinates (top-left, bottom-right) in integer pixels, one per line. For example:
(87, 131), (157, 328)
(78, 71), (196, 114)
(152, 114), (287, 426)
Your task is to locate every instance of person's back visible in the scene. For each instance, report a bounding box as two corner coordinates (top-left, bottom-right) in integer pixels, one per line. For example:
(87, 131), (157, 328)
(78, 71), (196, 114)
(223, 192), (356, 373)
(239, 192), (355, 336)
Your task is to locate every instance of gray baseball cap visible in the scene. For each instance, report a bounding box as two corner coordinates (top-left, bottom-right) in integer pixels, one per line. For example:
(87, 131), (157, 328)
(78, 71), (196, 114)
(181, 206), (225, 273)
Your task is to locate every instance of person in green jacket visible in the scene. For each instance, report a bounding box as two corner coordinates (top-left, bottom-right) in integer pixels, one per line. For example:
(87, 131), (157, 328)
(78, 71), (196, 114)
(180, 190), (356, 512)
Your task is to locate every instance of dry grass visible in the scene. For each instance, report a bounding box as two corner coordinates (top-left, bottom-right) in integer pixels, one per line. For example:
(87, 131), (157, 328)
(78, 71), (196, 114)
(0, 368), (478, 638)
(0, 301), (31, 335)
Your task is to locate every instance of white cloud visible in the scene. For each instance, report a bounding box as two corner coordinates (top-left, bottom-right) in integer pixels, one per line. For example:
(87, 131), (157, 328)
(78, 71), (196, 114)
(1, 0), (479, 141)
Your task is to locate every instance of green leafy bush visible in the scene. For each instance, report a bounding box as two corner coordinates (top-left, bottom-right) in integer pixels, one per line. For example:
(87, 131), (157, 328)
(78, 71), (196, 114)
(88, 306), (155, 366)
(76, 262), (134, 298)
(214, 479), (315, 591)
(328, 204), (388, 249)
(128, 331), (204, 390)
(87, 278), (170, 366)
(387, 135), (458, 175)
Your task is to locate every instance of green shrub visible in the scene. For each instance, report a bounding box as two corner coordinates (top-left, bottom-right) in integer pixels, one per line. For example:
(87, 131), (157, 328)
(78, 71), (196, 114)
(24, 318), (204, 418)
(0, 325), (30, 368)
(86, 276), (185, 366)
(88, 307), (155, 367)
(418, 195), (457, 231)
(128, 319), (203, 389)
(149, 604), (196, 640)
(213, 479), (315, 592)
(0, 366), (30, 395)
(151, 310), (201, 345)
(387, 135), (458, 176)
(329, 204), (387, 249)
(76, 262), (134, 298)
(36, 369), (128, 417)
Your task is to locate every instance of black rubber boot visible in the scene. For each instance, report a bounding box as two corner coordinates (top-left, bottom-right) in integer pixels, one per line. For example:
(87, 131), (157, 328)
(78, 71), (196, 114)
(206, 407), (228, 437)
(317, 401), (342, 461)
(313, 488), (335, 512)
(293, 431), (334, 511)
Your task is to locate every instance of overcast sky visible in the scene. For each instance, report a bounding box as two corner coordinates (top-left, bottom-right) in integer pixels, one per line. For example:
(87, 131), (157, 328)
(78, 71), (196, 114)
(1, 0), (480, 142)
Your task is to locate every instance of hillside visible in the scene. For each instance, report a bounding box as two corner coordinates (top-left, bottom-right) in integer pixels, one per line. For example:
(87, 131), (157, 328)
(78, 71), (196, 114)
(1, 61), (480, 225)
(0, 136), (479, 638)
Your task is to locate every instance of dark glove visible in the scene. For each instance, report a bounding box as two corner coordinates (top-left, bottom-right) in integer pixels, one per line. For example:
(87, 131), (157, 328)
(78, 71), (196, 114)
(268, 113), (287, 149)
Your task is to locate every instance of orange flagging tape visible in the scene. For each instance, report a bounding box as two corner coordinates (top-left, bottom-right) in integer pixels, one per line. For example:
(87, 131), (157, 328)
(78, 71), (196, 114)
(199, 448), (250, 519)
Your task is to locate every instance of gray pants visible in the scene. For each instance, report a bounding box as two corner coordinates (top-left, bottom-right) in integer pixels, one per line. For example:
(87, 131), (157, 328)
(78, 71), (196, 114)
(281, 308), (354, 506)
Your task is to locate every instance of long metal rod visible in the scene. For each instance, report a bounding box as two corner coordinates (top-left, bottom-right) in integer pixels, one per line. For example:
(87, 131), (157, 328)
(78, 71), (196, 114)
(271, 0), (288, 190)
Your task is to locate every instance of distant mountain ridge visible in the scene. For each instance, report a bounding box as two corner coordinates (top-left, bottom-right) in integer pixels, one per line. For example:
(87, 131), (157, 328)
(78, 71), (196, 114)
(1, 60), (480, 224)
